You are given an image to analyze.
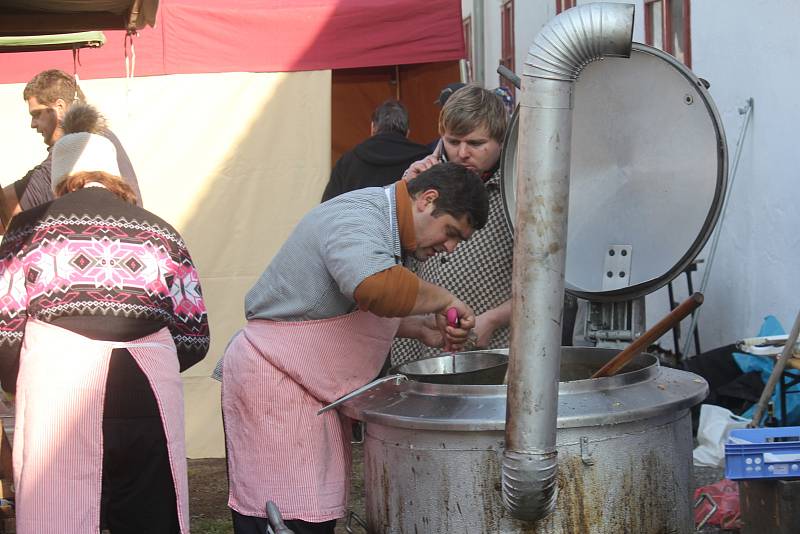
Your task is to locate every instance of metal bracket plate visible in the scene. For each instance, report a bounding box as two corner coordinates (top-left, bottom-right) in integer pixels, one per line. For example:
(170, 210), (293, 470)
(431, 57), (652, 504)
(580, 436), (594, 466)
(601, 244), (633, 291)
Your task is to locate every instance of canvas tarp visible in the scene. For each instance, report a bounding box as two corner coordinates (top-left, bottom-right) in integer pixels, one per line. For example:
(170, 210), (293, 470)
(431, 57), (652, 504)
(0, 0), (465, 83)
(0, 0), (158, 35)
(0, 31), (105, 53)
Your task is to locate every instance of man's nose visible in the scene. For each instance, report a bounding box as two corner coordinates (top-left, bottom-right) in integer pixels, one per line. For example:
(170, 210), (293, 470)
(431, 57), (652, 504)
(30, 117), (37, 129)
(444, 239), (458, 253)
(457, 143), (470, 160)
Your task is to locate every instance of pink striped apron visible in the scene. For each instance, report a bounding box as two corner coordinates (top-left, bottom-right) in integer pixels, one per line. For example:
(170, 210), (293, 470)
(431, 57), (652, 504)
(222, 310), (401, 522)
(13, 319), (190, 534)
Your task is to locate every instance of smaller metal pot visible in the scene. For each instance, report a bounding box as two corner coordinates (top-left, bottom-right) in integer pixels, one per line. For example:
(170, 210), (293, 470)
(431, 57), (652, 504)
(391, 351), (509, 385)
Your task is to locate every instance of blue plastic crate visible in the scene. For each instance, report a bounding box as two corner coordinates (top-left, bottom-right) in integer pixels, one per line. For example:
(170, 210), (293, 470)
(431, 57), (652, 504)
(724, 426), (800, 480)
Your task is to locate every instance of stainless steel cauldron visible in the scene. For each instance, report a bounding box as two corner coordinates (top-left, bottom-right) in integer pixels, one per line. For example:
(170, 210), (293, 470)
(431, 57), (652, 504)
(341, 347), (707, 533)
(391, 351), (508, 385)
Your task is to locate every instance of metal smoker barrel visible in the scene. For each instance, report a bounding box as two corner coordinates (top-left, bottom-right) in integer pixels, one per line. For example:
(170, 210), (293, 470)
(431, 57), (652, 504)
(340, 348), (707, 532)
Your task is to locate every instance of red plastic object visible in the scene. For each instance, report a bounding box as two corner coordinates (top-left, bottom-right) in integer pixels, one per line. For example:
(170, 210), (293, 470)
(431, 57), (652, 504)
(446, 308), (459, 328)
(693, 478), (742, 530)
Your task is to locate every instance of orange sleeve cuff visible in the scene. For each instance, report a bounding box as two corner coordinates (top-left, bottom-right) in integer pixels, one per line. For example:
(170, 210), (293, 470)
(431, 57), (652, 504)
(353, 265), (419, 317)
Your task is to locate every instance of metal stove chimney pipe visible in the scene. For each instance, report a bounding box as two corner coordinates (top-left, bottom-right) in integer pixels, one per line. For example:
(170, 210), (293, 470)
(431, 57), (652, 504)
(503, 2), (634, 521)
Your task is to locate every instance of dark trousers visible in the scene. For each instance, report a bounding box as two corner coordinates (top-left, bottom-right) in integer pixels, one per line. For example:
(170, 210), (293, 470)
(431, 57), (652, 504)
(100, 417), (180, 534)
(232, 509), (336, 534)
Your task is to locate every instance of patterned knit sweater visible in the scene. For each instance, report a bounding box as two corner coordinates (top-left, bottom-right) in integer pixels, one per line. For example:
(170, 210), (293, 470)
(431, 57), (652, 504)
(0, 187), (209, 398)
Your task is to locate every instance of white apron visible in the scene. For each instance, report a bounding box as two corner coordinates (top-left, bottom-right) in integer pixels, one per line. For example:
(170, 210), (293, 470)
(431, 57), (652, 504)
(13, 319), (190, 534)
(222, 310), (401, 522)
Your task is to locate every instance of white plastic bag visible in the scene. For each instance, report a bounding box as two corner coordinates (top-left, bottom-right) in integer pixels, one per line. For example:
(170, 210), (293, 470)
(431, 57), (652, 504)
(692, 404), (751, 468)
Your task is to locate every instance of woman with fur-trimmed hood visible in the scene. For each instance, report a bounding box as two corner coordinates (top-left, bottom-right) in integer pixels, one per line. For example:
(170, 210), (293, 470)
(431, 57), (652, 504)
(0, 104), (210, 533)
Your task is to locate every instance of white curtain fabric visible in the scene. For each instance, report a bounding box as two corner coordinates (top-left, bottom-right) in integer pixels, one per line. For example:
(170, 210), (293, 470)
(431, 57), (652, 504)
(0, 69), (332, 457)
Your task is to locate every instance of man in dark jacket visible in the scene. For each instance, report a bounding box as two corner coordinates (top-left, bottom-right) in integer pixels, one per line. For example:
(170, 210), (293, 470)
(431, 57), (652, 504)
(321, 100), (430, 202)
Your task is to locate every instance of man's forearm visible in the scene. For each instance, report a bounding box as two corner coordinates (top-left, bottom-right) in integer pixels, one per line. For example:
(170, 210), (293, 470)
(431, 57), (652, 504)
(0, 184), (18, 232)
(483, 299), (512, 329)
(409, 279), (454, 316)
(397, 315), (425, 339)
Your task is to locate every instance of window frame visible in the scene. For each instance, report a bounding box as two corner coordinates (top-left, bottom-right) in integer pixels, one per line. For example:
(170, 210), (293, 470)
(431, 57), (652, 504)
(556, 0), (577, 15)
(500, 0), (515, 96)
(644, 0), (692, 68)
(463, 15), (473, 82)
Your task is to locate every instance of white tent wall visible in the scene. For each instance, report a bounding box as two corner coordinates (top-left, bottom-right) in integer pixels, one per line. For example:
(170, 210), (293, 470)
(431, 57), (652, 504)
(0, 69), (332, 457)
(464, 0), (799, 353)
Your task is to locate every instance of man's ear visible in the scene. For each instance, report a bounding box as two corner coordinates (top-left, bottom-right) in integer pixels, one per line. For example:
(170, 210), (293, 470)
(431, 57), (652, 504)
(53, 98), (69, 121)
(414, 189), (440, 212)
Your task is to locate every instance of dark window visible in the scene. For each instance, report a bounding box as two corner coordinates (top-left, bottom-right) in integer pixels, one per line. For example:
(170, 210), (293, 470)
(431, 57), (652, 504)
(500, 0), (515, 96)
(645, 0), (692, 67)
(556, 0), (577, 15)
(463, 16), (473, 82)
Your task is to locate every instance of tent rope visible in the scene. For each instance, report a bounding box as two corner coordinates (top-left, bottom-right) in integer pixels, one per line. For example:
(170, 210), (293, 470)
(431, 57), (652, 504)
(125, 30), (137, 97)
(72, 47), (82, 102)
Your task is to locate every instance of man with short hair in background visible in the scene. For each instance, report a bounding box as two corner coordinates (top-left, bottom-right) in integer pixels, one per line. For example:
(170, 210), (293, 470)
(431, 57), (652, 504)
(2, 69), (142, 228)
(321, 99), (430, 201)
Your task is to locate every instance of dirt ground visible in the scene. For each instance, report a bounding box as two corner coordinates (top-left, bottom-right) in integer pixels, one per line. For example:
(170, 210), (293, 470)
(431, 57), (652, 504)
(189, 446), (365, 534)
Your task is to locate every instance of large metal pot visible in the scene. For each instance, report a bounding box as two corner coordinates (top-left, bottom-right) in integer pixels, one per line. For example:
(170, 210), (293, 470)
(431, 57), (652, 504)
(341, 347), (707, 533)
(391, 351), (508, 385)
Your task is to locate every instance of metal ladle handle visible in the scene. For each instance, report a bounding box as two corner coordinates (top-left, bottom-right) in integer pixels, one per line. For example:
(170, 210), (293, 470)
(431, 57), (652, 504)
(591, 292), (704, 378)
(317, 374), (407, 415)
(266, 501), (294, 534)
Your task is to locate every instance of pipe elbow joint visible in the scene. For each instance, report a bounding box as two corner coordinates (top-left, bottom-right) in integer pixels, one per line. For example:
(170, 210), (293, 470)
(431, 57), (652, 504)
(501, 449), (559, 521)
(523, 2), (635, 82)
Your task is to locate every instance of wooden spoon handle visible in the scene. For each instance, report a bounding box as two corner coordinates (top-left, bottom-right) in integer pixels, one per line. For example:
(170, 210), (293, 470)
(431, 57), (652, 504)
(591, 292), (704, 378)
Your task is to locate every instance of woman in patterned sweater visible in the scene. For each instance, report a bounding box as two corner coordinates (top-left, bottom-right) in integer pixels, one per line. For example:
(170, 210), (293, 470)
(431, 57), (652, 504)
(0, 104), (209, 534)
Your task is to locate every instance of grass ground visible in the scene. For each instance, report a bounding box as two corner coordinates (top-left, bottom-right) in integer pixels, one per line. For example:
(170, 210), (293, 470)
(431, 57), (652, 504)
(188, 458), (232, 534)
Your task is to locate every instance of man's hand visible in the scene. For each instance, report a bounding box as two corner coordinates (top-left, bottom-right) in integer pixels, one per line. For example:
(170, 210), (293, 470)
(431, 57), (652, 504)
(397, 315), (443, 348)
(435, 297), (475, 352)
(472, 300), (512, 349)
(472, 312), (499, 349)
(402, 139), (442, 182)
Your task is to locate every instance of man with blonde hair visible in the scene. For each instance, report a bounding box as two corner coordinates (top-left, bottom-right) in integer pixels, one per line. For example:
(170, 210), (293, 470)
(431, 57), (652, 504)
(391, 84), (512, 364)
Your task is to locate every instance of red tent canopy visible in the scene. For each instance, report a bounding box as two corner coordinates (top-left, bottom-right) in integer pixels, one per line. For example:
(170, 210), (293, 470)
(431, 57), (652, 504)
(0, 0), (465, 84)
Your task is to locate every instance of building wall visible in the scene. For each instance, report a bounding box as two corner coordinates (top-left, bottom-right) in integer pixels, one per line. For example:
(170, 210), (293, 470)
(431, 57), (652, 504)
(685, 0), (800, 346)
(462, 1), (645, 89)
(466, 0), (799, 352)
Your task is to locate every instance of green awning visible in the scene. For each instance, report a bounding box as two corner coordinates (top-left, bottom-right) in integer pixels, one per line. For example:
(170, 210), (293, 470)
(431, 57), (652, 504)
(0, 31), (105, 53)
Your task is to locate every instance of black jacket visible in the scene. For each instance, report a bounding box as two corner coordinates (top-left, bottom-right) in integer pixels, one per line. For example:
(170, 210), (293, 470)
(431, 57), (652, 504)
(321, 132), (430, 202)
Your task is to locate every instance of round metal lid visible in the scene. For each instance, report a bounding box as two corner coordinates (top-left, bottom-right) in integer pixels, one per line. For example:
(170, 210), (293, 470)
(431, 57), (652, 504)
(501, 43), (728, 301)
